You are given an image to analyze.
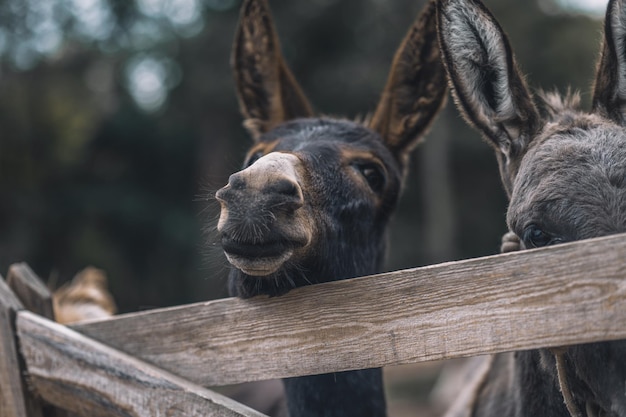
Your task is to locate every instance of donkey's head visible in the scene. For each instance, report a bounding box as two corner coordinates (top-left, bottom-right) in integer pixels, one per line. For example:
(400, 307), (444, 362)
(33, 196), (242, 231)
(217, 0), (447, 298)
(438, 0), (626, 414)
(437, 0), (626, 248)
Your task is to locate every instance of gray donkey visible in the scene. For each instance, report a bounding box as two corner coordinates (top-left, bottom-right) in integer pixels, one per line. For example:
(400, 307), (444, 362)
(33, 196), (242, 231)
(437, 0), (626, 416)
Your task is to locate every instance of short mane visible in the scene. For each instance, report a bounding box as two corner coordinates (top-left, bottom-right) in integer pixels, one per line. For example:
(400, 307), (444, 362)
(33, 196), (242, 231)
(536, 89), (583, 123)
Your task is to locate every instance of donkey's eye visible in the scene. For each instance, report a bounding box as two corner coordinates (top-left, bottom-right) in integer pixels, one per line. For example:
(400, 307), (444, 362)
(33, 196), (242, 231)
(356, 163), (386, 194)
(245, 151), (264, 167)
(522, 224), (561, 248)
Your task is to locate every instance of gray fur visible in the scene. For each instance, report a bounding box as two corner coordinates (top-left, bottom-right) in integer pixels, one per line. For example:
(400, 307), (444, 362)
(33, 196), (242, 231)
(509, 92), (626, 243)
(438, 0), (626, 416)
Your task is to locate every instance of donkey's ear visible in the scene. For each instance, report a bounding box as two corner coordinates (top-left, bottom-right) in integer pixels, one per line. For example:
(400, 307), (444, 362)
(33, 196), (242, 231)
(368, 0), (448, 168)
(437, 0), (540, 194)
(592, 0), (626, 125)
(232, 0), (314, 140)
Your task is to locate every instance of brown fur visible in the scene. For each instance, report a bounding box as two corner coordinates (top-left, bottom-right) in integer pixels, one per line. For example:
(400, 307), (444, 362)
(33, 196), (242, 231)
(52, 267), (116, 325)
(369, 1), (448, 169)
(232, 0), (314, 139)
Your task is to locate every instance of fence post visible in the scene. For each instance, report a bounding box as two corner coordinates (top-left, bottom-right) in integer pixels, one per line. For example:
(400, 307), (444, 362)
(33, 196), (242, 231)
(6, 264), (66, 417)
(7, 264), (55, 321)
(0, 276), (42, 417)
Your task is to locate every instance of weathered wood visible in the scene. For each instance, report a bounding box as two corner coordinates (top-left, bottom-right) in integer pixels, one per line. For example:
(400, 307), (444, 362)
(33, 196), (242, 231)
(71, 233), (626, 386)
(7, 263), (72, 417)
(0, 276), (43, 417)
(7, 263), (55, 320)
(17, 311), (267, 417)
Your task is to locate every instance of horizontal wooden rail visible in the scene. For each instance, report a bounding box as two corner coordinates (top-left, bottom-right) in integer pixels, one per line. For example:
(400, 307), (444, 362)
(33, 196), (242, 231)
(17, 312), (266, 417)
(58, 233), (626, 387)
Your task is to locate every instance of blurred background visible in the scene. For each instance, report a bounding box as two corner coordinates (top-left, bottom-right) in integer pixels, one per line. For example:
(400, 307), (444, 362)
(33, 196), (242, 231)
(0, 0), (608, 414)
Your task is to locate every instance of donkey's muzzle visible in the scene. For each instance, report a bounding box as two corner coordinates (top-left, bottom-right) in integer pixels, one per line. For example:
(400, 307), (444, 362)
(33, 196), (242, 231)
(215, 152), (304, 213)
(215, 152), (311, 276)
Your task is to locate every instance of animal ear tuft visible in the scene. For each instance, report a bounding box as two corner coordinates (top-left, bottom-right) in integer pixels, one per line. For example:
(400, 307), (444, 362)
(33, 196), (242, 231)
(592, 0), (626, 125)
(437, 0), (540, 194)
(232, 0), (314, 140)
(368, 0), (448, 170)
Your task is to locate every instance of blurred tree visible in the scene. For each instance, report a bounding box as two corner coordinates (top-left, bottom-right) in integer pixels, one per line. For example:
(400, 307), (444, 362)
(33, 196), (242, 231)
(0, 0), (605, 312)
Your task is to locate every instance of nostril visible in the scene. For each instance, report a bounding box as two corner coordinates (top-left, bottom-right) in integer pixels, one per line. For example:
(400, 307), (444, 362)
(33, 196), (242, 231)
(215, 183), (233, 202)
(268, 179), (299, 197)
(266, 179), (303, 211)
(228, 174), (246, 190)
(215, 188), (225, 201)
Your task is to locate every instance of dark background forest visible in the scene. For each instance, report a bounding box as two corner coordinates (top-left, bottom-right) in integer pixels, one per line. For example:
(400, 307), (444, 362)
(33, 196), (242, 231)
(0, 0), (607, 413)
(1, 0), (605, 310)
(0, 0), (605, 309)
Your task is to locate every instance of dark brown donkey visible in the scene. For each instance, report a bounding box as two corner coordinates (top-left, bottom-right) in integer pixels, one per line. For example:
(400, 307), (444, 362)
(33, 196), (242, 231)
(215, 0), (447, 416)
(437, 0), (626, 416)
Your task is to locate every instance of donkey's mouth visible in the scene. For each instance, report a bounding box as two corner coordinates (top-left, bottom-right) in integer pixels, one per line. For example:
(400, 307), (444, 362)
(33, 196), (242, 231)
(222, 240), (288, 258)
(221, 238), (304, 276)
(225, 251), (294, 276)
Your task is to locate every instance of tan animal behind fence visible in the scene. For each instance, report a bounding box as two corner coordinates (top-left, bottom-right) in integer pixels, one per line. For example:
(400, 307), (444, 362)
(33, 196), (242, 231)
(52, 267), (116, 325)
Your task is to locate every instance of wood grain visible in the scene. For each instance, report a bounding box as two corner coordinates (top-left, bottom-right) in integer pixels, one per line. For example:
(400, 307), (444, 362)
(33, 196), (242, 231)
(71, 233), (626, 386)
(17, 311), (267, 417)
(7, 263), (54, 320)
(0, 276), (42, 417)
(7, 263), (71, 417)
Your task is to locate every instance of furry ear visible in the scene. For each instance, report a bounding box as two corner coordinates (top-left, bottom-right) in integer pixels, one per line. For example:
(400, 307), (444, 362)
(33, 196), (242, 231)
(437, 0), (540, 194)
(592, 0), (626, 125)
(369, 0), (448, 170)
(232, 0), (314, 140)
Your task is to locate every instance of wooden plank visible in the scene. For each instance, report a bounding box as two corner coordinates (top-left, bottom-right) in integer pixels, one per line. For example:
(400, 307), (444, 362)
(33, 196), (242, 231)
(0, 276), (41, 417)
(17, 311), (267, 417)
(7, 263), (70, 417)
(7, 263), (54, 320)
(72, 233), (626, 386)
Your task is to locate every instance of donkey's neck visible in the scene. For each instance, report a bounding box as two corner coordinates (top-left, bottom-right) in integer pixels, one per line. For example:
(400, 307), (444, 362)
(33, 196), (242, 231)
(475, 350), (584, 417)
(514, 350), (573, 417)
(283, 369), (386, 417)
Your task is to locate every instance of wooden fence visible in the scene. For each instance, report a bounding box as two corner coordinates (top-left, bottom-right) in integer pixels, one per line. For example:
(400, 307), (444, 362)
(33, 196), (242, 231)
(2, 233), (626, 416)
